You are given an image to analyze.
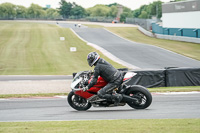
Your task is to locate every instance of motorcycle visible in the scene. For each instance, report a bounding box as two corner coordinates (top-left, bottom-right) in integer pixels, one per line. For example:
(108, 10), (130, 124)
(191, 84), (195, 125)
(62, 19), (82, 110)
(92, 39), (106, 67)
(67, 70), (152, 111)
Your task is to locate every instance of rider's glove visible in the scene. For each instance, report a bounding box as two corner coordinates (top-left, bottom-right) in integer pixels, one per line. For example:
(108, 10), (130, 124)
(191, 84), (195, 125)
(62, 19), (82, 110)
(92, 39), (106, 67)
(82, 86), (88, 92)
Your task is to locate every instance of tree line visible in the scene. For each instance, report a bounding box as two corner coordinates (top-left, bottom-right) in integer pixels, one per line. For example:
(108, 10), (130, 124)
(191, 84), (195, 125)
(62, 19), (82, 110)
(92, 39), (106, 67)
(0, 3), (62, 19)
(132, 0), (185, 19)
(0, 0), (185, 21)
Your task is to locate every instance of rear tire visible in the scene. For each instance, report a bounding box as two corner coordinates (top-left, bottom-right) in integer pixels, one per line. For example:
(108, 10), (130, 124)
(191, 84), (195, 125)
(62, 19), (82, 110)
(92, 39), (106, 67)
(67, 91), (91, 111)
(125, 85), (152, 109)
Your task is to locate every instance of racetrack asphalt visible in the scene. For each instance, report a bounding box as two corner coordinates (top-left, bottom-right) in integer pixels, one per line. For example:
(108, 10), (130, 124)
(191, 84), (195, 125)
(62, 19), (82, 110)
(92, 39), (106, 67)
(15, 21), (200, 69)
(0, 93), (199, 122)
(19, 21), (200, 69)
(71, 27), (200, 69)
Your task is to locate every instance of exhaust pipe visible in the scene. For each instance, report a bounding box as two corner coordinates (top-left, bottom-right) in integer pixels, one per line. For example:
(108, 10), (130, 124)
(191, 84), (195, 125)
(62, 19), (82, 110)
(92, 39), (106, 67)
(122, 94), (138, 103)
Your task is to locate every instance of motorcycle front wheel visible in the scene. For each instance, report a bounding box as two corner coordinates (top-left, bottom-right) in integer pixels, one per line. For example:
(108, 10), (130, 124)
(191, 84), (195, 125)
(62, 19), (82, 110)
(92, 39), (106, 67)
(67, 91), (91, 111)
(125, 85), (152, 109)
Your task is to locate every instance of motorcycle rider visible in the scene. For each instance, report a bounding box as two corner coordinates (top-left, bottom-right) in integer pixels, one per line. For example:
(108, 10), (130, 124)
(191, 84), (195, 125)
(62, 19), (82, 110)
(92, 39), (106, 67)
(83, 52), (123, 106)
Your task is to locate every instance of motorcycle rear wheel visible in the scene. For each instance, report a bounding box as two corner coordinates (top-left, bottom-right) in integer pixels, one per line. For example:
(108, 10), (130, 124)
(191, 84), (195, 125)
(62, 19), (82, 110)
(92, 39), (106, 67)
(125, 85), (152, 109)
(67, 91), (91, 111)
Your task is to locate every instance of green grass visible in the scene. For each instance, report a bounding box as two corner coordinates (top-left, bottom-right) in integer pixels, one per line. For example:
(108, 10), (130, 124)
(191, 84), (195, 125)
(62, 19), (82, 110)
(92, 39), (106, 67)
(0, 93), (68, 99)
(0, 21), (124, 75)
(149, 86), (200, 92)
(106, 27), (200, 61)
(0, 119), (199, 133)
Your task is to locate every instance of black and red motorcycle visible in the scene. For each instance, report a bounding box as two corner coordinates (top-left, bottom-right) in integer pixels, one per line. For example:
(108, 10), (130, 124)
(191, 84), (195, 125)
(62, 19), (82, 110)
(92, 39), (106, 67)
(67, 71), (152, 111)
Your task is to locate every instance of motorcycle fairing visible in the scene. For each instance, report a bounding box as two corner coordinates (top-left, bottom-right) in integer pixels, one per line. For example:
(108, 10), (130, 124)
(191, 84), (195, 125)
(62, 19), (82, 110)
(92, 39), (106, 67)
(74, 72), (137, 100)
(123, 72), (137, 82)
(74, 76), (107, 99)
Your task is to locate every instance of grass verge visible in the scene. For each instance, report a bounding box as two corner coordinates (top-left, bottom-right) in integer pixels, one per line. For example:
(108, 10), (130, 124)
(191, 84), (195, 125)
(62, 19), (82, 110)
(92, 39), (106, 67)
(0, 86), (199, 98)
(0, 93), (68, 99)
(106, 27), (200, 61)
(0, 21), (124, 75)
(84, 24), (105, 28)
(0, 119), (199, 133)
(149, 86), (200, 92)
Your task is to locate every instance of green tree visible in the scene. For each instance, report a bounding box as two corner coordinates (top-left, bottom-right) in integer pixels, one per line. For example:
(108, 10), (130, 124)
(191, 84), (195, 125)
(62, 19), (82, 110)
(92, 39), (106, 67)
(39, 9), (47, 19)
(59, 0), (72, 18)
(132, 9), (141, 18)
(70, 5), (85, 17)
(0, 3), (16, 19)
(46, 8), (57, 19)
(87, 5), (110, 17)
(16, 5), (27, 18)
(149, 1), (162, 18)
(52, 11), (62, 19)
(107, 3), (118, 7)
(120, 7), (133, 22)
(132, 1), (162, 19)
(27, 3), (44, 18)
(108, 5), (118, 18)
(123, 6), (132, 13)
(120, 12), (132, 22)
(138, 11), (148, 18)
(0, 4), (5, 18)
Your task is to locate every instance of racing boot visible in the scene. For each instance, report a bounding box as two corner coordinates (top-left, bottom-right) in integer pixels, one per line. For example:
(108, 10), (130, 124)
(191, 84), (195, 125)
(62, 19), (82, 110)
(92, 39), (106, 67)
(112, 94), (123, 106)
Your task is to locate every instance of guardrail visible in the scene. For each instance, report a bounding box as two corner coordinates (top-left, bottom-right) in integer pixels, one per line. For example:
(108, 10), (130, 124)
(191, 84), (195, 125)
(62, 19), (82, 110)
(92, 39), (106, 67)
(138, 26), (200, 43)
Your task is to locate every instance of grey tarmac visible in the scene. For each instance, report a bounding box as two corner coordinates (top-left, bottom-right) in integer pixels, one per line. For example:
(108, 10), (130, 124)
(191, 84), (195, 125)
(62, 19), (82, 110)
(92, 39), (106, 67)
(71, 27), (200, 69)
(15, 20), (200, 69)
(0, 93), (200, 122)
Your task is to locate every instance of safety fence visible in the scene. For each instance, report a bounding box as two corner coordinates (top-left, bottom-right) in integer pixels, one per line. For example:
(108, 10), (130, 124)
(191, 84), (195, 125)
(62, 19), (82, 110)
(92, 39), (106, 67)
(126, 18), (159, 31)
(152, 23), (200, 38)
(73, 67), (200, 88)
(138, 25), (200, 43)
(0, 16), (115, 23)
(129, 67), (200, 88)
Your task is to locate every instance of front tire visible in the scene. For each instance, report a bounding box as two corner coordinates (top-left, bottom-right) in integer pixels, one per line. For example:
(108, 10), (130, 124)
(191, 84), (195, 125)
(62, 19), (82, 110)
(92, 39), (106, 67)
(67, 91), (91, 111)
(125, 85), (152, 109)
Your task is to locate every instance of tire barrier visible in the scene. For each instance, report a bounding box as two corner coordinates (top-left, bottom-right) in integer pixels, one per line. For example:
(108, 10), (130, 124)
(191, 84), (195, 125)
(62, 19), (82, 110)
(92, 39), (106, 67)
(130, 67), (200, 87)
(73, 67), (200, 88)
(128, 69), (166, 88)
(165, 67), (200, 87)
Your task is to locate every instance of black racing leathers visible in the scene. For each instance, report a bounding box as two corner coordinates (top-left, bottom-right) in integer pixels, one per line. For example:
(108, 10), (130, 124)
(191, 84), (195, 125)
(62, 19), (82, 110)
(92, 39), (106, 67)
(87, 58), (123, 104)
(87, 58), (122, 89)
